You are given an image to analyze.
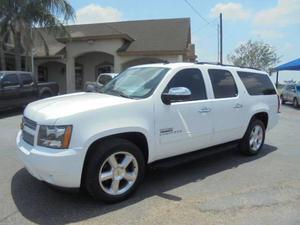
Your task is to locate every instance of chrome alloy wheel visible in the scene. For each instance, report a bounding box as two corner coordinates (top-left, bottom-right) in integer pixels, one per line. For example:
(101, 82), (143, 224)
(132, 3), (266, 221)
(249, 125), (263, 151)
(99, 152), (138, 195)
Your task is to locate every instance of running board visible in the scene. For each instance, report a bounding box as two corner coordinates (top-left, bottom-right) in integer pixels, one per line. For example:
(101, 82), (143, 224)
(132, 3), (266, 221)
(149, 141), (239, 169)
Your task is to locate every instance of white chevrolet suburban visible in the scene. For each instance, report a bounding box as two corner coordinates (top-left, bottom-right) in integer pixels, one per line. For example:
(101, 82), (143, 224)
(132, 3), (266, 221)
(16, 63), (280, 203)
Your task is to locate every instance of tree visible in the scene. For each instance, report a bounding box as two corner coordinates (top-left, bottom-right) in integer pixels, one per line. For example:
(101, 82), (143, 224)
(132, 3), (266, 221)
(0, 30), (6, 70)
(227, 40), (280, 72)
(0, 0), (75, 71)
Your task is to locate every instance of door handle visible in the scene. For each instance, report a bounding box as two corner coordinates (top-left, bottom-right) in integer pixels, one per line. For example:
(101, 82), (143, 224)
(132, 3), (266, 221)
(198, 107), (212, 113)
(233, 103), (243, 109)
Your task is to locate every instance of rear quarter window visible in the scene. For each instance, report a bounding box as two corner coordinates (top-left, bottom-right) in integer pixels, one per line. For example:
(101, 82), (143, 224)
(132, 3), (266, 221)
(237, 71), (276, 95)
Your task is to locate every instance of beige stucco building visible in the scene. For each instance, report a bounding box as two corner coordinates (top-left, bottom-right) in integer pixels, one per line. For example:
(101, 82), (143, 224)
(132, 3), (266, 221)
(9, 18), (196, 93)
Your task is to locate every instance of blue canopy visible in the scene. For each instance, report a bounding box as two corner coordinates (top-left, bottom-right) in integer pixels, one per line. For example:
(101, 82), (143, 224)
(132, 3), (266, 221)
(273, 58), (300, 71)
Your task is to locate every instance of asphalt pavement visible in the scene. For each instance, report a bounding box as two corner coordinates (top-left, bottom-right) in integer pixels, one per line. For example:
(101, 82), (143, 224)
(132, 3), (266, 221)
(0, 105), (299, 225)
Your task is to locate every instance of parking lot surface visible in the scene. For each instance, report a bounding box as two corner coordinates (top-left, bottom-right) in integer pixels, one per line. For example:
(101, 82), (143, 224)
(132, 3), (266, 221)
(0, 105), (299, 225)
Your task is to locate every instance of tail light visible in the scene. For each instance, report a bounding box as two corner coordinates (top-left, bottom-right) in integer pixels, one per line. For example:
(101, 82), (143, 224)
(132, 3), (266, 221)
(277, 95), (280, 113)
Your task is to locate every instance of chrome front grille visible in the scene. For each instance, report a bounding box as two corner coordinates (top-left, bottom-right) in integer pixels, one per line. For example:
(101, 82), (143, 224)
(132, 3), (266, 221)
(23, 117), (37, 130)
(22, 130), (35, 146)
(22, 116), (37, 146)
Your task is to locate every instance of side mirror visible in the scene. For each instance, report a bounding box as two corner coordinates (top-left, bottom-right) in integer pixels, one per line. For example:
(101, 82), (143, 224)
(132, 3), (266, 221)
(161, 87), (192, 105)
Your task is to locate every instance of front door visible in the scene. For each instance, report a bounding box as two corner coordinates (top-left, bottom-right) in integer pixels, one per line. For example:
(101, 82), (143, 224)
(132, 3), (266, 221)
(155, 68), (213, 159)
(207, 69), (245, 145)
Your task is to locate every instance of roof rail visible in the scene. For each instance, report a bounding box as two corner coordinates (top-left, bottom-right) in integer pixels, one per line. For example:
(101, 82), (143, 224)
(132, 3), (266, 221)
(196, 61), (221, 66)
(195, 61), (259, 71)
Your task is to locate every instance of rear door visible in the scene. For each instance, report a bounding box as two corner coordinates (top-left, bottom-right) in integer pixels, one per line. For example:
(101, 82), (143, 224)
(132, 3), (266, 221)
(207, 69), (246, 145)
(19, 73), (38, 105)
(155, 68), (214, 159)
(0, 73), (21, 109)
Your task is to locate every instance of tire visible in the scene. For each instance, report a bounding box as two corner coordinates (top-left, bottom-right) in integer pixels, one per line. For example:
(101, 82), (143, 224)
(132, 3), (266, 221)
(293, 98), (299, 108)
(280, 95), (285, 105)
(84, 138), (145, 203)
(239, 119), (265, 156)
(40, 92), (52, 99)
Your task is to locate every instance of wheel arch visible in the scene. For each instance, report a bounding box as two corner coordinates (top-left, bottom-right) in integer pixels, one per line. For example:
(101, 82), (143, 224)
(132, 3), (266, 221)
(80, 131), (149, 188)
(249, 111), (269, 130)
(39, 87), (53, 98)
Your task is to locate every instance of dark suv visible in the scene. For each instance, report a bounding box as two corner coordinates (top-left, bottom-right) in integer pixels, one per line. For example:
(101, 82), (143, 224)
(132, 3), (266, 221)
(0, 71), (59, 111)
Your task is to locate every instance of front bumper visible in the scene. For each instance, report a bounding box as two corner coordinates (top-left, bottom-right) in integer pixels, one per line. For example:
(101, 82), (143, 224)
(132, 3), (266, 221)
(16, 131), (83, 188)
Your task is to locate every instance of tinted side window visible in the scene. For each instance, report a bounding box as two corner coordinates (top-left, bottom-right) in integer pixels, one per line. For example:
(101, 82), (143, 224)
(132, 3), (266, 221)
(165, 68), (207, 101)
(208, 69), (238, 98)
(237, 72), (276, 95)
(21, 73), (33, 85)
(2, 74), (19, 87)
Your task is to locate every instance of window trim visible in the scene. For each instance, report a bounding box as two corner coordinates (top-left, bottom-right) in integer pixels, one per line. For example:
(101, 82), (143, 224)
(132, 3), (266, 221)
(207, 69), (239, 100)
(162, 68), (208, 103)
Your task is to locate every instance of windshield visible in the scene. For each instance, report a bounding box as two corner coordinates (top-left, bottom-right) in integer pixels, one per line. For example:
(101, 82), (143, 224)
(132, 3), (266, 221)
(100, 67), (169, 99)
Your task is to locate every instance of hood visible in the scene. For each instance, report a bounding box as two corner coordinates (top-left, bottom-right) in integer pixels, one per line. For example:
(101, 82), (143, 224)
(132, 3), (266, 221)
(24, 92), (133, 124)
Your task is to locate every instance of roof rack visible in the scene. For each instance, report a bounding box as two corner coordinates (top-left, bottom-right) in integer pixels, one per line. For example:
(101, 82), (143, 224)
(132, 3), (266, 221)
(195, 61), (259, 71)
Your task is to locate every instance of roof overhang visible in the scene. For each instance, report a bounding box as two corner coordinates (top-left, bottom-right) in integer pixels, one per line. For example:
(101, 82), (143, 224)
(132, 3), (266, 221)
(34, 55), (64, 60)
(56, 34), (134, 43)
(117, 50), (187, 56)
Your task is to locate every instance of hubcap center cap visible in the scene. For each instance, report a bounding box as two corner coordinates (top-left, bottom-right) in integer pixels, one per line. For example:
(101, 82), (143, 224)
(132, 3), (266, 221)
(114, 167), (125, 178)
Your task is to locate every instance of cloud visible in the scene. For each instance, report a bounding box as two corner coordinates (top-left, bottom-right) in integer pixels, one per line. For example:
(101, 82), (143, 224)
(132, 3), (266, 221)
(283, 42), (294, 50)
(252, 29), (285, 39)
(210, 3), (251, 21)
(254, 0), (300, 27)
(76, 4), (122, 24)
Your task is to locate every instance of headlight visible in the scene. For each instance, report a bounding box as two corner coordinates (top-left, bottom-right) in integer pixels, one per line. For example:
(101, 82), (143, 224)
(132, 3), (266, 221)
(38, 125), (72, 149)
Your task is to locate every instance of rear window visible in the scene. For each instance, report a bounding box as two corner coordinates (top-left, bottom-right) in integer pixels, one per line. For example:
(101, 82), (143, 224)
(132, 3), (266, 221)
(237, 72), (276, 95)
(208, 69), (238, 99)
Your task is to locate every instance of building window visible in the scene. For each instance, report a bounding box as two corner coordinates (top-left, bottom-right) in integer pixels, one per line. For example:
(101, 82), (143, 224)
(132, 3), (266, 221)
(95, 63), (113, 79)
(38, 65), (48, 82)
(75, 64), (83, 91)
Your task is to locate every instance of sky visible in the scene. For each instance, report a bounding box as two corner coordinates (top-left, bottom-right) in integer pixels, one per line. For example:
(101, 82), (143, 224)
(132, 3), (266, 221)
(70, 0), (300, 83)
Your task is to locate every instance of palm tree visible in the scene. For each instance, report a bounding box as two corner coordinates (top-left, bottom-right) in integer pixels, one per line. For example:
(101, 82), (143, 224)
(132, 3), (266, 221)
(0, 31), (6, 70)
(0, 0), (75, 71)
